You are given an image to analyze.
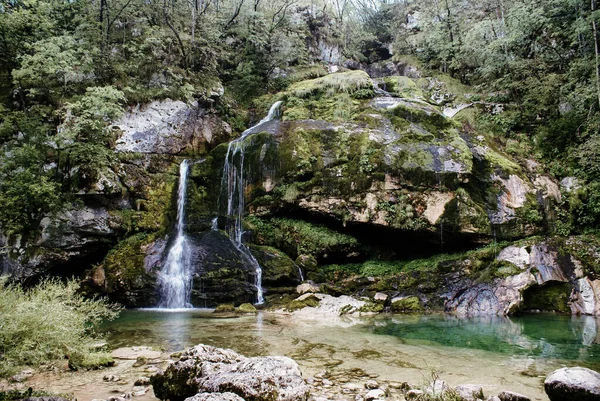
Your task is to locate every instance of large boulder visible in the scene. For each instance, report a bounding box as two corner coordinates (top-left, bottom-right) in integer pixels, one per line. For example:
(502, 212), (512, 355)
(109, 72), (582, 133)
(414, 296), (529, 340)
(114, 100), (231, 155)
(151, 344), (309, 401)
(544, 367), (600, 401)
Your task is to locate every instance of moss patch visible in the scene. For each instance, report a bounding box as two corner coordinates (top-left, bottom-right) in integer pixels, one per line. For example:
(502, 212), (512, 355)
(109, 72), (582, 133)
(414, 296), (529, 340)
(247, 216), (359, 260)
(237, 303), (257, 313)
(390, 296), (423, 313)
(285, 295), (321, 311)
(522, 283), (571, 313)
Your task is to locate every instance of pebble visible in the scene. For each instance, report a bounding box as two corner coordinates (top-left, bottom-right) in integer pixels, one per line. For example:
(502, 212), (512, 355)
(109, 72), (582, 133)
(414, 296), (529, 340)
(323, 379), (333, 386)
(365, 380), (379, 390)
(132, 357), (147, 367)
(355, 395), (364, 401)
(103, 375), (121, 382)
(134, 377), (151, 386)
(365, 389), (386, 401)
(406, 389), (423, 400)
(144, 366), (159, 374)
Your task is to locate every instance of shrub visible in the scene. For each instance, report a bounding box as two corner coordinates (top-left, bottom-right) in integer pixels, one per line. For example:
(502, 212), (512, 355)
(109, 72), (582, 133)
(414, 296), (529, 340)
(0, 278), (121, 377)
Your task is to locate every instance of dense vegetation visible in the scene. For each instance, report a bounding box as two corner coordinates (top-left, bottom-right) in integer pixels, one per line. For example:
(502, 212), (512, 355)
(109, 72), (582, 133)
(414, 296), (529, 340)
(0, 0), (598, 239)
(0, 279), (120, 377)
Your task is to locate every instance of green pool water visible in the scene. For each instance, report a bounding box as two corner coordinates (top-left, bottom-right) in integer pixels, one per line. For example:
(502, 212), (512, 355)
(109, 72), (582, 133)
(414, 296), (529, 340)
(101, 310), (600, 401)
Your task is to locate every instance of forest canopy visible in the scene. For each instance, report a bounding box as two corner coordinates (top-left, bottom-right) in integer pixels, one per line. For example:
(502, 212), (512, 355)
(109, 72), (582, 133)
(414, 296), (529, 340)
(0, 0), (599, 236)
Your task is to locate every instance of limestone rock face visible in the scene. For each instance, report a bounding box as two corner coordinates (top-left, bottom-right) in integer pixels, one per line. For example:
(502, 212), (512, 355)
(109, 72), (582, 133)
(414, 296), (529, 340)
(151, 345), (309, 401)
(114, 100), (231, 154)
(544, 367), (600, 401)
(2, 205), (119, 280)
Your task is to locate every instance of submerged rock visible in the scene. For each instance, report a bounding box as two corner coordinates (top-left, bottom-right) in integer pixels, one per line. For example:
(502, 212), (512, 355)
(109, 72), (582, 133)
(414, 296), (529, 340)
(497, 391), (530, 401)
(151, 344), (309, 401)
(544, 367), (600, 401)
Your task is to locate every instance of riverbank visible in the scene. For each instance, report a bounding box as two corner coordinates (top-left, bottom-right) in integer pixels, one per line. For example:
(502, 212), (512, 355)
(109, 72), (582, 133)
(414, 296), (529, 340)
(6, 308), (597, 401)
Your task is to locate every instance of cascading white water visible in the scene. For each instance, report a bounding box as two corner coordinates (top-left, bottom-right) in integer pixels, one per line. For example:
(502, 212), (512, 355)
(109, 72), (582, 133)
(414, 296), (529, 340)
(220, 101), (283, 305)
(158, 160), (192, 308)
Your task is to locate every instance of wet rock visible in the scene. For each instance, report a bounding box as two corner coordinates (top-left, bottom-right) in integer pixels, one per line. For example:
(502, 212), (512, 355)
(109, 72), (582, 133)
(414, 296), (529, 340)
(497, 391), (530, 401)
(133, 356), (148, 367)
(455, 384), (484, 400)
(151, 344), (309, 401)
(544, 367), (600, 401)
(184, 393), (246, 401)
(134, 377), (151, 386)
(104, 375), (122, 382)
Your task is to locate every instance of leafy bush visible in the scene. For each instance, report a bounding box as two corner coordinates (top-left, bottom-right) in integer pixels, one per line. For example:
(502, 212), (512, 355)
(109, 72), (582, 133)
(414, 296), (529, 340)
(0, 279), (121, 377)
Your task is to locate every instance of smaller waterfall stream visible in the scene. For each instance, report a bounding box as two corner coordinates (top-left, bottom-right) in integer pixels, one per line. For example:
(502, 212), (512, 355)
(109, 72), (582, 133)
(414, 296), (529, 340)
(221, 101), (283, 305)
(158, 160), (192, 308)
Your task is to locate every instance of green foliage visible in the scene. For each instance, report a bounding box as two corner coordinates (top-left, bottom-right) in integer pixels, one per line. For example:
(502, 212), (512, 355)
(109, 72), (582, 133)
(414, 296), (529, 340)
(0, 278), (121, 377)
(246, 216), (359, 259)
(287, 70), (374, 99)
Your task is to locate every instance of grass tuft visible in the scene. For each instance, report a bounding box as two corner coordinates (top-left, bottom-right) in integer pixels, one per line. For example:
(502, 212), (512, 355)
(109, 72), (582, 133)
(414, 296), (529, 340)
(0, 278), (121, 377)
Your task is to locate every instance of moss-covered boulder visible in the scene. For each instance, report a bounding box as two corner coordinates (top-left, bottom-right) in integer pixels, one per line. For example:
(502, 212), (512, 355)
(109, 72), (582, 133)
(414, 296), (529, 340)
(214, 304), (235, 313)
(237, 303), (257, 313)
(390, 296), (423, 313)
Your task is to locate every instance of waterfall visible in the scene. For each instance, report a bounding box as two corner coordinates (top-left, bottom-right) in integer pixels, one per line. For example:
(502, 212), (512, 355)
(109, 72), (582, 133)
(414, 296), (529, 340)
(158, 160), (192, 309)
(220, 101), (283, 305)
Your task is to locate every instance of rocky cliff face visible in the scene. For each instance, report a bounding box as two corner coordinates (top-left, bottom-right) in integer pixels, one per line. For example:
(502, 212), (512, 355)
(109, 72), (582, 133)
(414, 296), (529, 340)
(2, 64), (598, 316)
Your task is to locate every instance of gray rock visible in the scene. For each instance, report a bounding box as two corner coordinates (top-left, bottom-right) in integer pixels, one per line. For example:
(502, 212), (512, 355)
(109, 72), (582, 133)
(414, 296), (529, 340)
(364, 389), (385, 401)
(425, 379), (448, 397)
(365, 380), (379, 390)
(560, 177), (581, 193)
(296, 282), (320, 294)
(185, 393), (246, 401)
(114, 100), (230, 154)
(455, 384), (484, 400)
(496, 246), (529, 270)
(497, 391), (530, 401)
(151, 344), (309, 401)
(544, 367), (600, 401)
(373, 293), (388, 302)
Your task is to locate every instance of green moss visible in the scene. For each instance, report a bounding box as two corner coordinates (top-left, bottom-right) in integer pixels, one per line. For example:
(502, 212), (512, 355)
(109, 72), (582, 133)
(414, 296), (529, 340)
(483, 146), (521, 174)
(285, 295), (321, 311)
(68, 352), (114, 371)
(287, 70), (373, 99)
(390, 296), (423, 313)
(103, 233), (158, 291)
(522, 283), (571, 313)
(214, 304), (236, 313)
(237, 303), (258, 313)
(359, 302), (384, 313)
(246, 216), (359, 259)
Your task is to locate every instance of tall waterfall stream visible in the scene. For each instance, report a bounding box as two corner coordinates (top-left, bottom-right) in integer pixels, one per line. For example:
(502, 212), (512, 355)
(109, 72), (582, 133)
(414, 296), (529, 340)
(158, 159), (192, 309)
(220, 101), (283, 305)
